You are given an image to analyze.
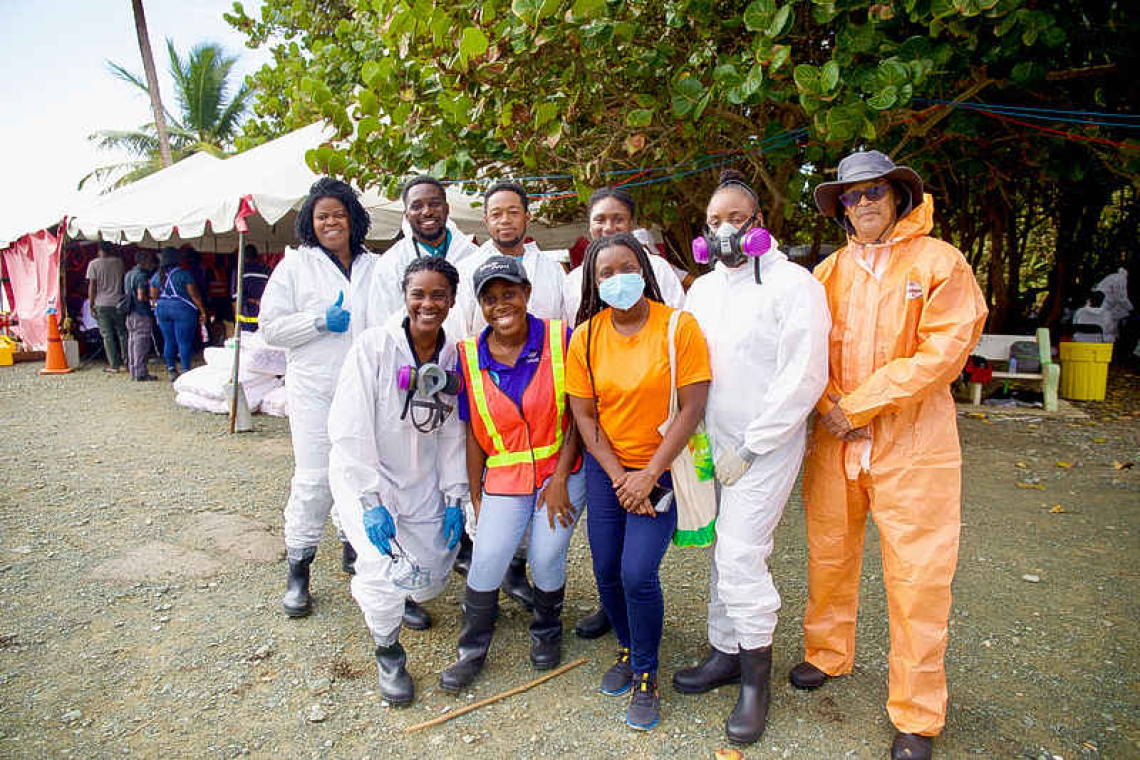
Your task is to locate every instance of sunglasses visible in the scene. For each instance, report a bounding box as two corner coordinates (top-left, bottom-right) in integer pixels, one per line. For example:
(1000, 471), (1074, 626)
(839, 184), (890, 207)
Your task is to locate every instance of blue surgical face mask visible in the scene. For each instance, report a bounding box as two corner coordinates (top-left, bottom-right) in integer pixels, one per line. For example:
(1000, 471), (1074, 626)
(598, 272), (645, 311)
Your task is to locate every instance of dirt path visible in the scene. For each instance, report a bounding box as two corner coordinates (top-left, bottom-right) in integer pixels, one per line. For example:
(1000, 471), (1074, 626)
(0, 360), (1136, 759)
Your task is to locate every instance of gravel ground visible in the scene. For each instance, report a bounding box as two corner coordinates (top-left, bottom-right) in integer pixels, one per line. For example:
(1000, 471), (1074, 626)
(0, 357), (1137, 759)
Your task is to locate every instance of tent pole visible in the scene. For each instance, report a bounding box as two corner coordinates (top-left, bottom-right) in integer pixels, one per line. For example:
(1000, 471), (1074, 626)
(229, 230), (246, 434)
(56, 224), (69, 327)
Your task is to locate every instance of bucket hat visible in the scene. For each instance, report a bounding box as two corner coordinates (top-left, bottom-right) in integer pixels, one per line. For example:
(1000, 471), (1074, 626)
(814, 150), (924, 221)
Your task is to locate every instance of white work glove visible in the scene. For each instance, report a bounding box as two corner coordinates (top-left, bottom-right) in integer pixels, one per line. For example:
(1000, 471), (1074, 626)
(714, 447), (755, 487)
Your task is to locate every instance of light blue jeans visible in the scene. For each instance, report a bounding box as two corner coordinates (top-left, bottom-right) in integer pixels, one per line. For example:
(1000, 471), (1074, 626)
(467, 470), (586, 593)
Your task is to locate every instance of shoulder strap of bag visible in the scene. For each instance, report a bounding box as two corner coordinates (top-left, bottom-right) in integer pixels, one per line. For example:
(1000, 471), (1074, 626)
(665, 308), (680, 422)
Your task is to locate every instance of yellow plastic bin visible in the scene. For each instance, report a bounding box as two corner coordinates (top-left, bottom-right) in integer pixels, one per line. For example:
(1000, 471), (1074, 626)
(0, 342), (12, 367)
(1058, 341), (1113, 401)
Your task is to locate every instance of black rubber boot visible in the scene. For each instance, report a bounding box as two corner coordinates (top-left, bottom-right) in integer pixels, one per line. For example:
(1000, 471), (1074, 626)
(453, 532), (473, 576)
(375, 640), (414, 706)
(789, 660), (830, 690)
(502, 556), (535, 611)
(281, 547), (316, 617)
(891, 732), (933, 760)
(574, 602), (612, 639)
(672, 647), (741, 694)
(402, 599), (432, 631)
(529, 586), (564, 670)
(341, 540), (357, 575)
(439, 587), (498, 693)
(725, 645), (772, 745)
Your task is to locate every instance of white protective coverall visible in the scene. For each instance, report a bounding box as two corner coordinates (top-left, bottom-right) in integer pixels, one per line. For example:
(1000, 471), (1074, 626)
(562, 234), (686, 324)
(259, 246), (379, 554)
(456, 241), (567, 332)
(1072, 304), (1117, 343)
(328, 314), (468, 645)
(1094, 268), (1133, 342)
(368, 218), (482, 333)
(684, 242), (831, 652)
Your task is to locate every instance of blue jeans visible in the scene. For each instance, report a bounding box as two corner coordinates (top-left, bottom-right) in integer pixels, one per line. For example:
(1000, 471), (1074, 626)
(467, 470), (586, 594)
(155, 301), (198, 372)
(583, 454), (676, 674)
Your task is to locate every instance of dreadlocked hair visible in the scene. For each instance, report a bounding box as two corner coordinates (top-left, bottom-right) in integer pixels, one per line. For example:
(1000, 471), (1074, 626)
(402, 255), (459, 298)
(587, 186), (636, 219)
(575, 232), (664, 440)
(295, 177), (370, 256)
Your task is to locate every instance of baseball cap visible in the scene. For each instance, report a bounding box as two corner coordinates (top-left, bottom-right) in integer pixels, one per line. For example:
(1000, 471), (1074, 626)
(472, 255), (530, 298)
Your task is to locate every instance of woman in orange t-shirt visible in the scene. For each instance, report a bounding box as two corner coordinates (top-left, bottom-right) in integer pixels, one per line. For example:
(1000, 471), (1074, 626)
(566, 232), (711, 732)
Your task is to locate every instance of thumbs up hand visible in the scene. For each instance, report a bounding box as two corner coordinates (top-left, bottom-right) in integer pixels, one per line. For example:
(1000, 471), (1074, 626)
(323, 291), (350, 333)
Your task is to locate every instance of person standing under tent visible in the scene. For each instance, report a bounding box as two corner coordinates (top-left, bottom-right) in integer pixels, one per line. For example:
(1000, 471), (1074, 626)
(259, 177), (382, 619)
(794, 150), (987, 760)
(448, 181), (570, 611)
(328, 256), (467, 707)
(566, 232), (711, 731)
(149, 247), (208, 381)
(231, 244), (270, 333)
(86, 243), (128, 373)
(439, 255), (584, 693)
(123, 250), (158, 381)
(673, 170), (830, 745)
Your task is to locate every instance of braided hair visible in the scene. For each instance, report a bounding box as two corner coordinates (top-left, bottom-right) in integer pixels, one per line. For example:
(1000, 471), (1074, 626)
(295, 177), (370, 256)
(402, 255), (459, 298)
(575, 232), (664, 438)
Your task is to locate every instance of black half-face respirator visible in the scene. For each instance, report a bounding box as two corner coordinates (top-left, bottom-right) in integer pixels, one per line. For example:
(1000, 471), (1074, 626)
(692, 215), (773, 283)
(398, 362), (463, 433)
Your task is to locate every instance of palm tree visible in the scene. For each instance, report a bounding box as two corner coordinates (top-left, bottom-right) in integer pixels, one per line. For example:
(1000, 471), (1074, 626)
(131, 0), (172, 169)
(81, 40), (254, 190)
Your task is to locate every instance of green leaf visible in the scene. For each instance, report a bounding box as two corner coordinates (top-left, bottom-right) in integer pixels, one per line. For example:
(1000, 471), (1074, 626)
(821, 60), (840, 91)
(793, 64), (821, 94)
(741, 63), (764, 96)
(867, 85), (898, 110)
(826, 105), (862, 141)
(361, 61), (382, 88)
(767, 4), (793, 38)
(633, 93), (656, 108)
(671, 76), (705, 118)
(771, 45), (791, 71)
(358, 89), (378, 116)
(534, 100), (559, 127)
(743, 0), (776, 32)
(459, 27), (490, 63)
(571, 0), (606, 19)
(625, 108), (653, 128)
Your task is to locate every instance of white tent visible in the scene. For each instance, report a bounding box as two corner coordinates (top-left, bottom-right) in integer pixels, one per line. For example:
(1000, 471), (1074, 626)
(65, 122), (490, 252)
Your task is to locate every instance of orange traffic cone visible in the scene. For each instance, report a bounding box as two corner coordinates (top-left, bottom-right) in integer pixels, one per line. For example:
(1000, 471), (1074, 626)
(40, 311), (74, 375)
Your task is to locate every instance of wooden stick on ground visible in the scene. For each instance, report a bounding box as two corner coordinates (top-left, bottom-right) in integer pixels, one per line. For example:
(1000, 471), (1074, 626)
(404, 657), (587, 735)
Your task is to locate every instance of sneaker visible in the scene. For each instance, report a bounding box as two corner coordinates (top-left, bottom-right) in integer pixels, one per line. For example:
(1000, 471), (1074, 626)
(599, 647), (633, 695)
(626, 671), (660, 731)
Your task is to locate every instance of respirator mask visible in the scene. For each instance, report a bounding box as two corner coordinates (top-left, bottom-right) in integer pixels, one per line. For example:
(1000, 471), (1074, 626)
(692, 215), (772, 283)
(398, 362), (463, 433)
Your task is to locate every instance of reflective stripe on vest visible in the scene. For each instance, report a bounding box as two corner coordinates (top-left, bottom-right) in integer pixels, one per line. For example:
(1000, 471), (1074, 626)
(461, 320), (566, 470)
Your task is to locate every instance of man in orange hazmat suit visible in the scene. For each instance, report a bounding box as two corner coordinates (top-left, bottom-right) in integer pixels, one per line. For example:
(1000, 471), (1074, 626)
(791, 150), (987, 760)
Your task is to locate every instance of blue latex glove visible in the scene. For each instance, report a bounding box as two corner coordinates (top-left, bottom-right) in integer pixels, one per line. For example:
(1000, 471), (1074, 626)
(362, 505), (395, 556)
(443, 505), (464, 550)
(324, 291), (350, 333)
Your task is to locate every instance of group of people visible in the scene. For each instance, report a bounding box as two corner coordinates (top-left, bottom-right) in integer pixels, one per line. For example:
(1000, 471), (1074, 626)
(83, 243), (271, 380)
(258, 148), (987, 760)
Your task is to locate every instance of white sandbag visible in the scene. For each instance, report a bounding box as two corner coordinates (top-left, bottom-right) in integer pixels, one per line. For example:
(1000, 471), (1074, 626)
(260, 383), (289, 417)
(223, 331), (287, 376)
(175, 390), (230, 414)
(239, 373), (282, 411)
(173, 365), (230, 401)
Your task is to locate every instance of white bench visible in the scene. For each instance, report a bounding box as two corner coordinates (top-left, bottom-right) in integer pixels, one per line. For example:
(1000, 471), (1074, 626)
(968, 328), (1060, 412)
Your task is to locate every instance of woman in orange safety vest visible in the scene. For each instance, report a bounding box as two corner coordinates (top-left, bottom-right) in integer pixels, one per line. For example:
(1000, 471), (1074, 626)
(439, 255), (584, 694)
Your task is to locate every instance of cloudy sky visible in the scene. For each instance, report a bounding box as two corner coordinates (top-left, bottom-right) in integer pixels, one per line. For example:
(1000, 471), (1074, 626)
(0, 0), (271, 241)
